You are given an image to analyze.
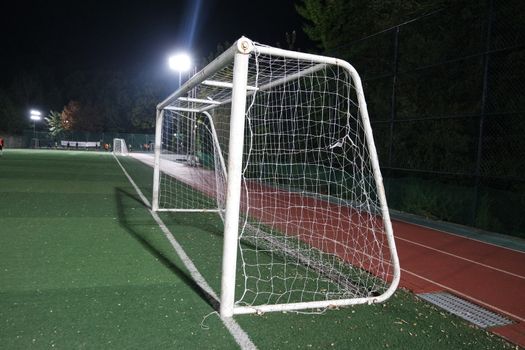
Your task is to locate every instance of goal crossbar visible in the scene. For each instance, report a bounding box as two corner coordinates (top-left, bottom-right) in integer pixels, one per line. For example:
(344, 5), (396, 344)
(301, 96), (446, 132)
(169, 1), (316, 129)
(163, 63), (329, 115)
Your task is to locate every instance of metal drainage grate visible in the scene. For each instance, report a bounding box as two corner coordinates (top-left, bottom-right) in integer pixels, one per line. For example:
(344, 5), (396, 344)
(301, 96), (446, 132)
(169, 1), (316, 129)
(418, 292), (513, 328)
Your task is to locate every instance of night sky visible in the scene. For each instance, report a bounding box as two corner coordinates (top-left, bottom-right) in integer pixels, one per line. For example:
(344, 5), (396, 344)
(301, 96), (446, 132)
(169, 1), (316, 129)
(1, 0), (311, 84)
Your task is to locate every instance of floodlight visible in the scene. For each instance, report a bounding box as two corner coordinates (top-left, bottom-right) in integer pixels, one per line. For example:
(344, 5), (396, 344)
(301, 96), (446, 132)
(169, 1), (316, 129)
(168, 53), (192, 72)
(29, 109), (42, 147)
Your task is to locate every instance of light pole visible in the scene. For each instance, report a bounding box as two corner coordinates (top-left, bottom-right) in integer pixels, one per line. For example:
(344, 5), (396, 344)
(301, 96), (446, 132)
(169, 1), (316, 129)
(168, 52), (192, 155)
(30, 110), (42, 148)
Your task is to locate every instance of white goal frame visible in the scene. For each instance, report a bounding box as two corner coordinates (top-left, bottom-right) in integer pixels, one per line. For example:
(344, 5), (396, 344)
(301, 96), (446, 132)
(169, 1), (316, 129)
(152, 37), (400, 317)
(113, 138), (129, 156)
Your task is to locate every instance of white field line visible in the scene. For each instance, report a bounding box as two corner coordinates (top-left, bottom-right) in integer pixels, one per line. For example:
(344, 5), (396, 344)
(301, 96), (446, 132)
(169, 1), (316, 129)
(113, 155), (257, 350)
(396, 236), (525, 280)
(393, 217), (525, 255)
(128, 153), (525, 324)
(402, 268), (525, 323)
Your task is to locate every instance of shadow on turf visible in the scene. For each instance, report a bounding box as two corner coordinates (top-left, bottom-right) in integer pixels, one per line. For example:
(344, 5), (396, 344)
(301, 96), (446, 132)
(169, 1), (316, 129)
(114, 187), (220, 312)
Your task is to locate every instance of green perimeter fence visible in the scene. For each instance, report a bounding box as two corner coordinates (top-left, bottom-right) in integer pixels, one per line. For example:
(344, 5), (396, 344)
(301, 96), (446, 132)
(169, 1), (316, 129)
(19, 130), (155, 152)
(330, 0), (525, 238)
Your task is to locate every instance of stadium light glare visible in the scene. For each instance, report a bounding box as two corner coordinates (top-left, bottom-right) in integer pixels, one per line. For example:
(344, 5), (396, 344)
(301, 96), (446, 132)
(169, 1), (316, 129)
(29, 109), (42, 148)
(168, 53), (192, 72)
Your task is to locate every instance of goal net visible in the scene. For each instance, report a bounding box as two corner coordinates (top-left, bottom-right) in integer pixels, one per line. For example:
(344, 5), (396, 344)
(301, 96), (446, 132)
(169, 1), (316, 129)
(153, 37), (400, 316)
(113, 138), (129, 156)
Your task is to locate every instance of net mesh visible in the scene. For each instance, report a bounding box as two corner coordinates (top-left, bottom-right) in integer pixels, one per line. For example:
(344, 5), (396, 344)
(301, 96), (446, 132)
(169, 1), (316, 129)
(158, 109), (226, 211)
(157, 43), (395, 312)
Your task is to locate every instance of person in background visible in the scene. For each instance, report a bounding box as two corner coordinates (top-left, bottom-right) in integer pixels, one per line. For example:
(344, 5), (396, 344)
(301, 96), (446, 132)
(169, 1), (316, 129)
(0, 137), (4, 156)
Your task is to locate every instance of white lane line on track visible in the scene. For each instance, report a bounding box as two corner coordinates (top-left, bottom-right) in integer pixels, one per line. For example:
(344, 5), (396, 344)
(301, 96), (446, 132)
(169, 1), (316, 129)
(114, 155), (257, 350)
(396, 236), (525, 280)
(393, 217), (525, 254)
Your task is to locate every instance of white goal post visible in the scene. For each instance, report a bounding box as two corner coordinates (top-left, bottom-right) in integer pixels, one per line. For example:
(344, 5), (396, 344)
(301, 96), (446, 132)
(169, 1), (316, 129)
(113, 138), (129, 156)
(152, 37), (400, 317)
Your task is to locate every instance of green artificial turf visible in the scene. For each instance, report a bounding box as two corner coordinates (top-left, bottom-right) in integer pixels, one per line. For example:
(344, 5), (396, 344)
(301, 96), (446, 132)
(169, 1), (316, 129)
(0, 150), (236, 349)
(0, 149), (515, 349)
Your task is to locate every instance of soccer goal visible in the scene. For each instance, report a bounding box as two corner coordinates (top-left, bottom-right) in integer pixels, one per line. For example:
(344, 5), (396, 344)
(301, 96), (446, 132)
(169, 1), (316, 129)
(152, 37), (400, 317)
(113, 138), (129, 156)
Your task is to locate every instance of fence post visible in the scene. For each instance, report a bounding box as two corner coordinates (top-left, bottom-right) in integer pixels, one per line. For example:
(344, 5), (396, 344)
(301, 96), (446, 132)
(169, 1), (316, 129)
(388, 27), (400, 168)
(384, 26), (401, 195)
(472, 0), (494, 226)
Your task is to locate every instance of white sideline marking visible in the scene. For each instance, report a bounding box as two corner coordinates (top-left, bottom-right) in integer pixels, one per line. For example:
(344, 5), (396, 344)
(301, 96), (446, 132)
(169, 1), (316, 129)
(396, 236), (525, 280)
(113, 155), (257, 350)
(402, 268), (525, 323)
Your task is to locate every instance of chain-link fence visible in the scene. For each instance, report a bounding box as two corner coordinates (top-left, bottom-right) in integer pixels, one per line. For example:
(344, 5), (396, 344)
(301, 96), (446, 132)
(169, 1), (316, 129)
(22, 130), (155, 153)
(332, 0), (524, 237)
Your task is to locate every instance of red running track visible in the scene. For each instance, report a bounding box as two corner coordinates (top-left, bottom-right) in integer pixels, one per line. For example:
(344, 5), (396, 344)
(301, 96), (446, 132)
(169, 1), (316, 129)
(393, 220), (525, 347)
